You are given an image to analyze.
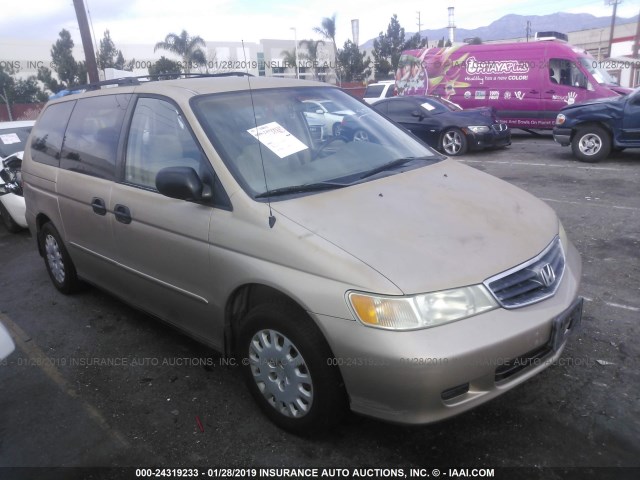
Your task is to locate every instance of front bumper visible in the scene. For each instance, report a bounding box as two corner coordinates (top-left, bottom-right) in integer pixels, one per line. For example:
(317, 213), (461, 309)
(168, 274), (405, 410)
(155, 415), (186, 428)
(467, 128), (512, 151)
(315, 239), (582, 425)
(553, 127), (572, 146)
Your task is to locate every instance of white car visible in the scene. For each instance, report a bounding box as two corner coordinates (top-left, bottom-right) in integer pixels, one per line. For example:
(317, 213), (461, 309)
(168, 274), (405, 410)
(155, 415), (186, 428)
(302, 99), (354, 137)
(362, 81), (396, 104)
(0, 121), (34, 233)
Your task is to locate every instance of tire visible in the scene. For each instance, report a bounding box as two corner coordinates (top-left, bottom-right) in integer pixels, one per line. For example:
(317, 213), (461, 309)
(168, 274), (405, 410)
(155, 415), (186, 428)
(332, 123), (342, 137)
(440, 128), (468, 156)
(571, 126), (611, 163)
(352, 129), (370, 142)
(238, 302), (347, 434)
(39, 222), (81, 294)
(0, 200), (22, 233)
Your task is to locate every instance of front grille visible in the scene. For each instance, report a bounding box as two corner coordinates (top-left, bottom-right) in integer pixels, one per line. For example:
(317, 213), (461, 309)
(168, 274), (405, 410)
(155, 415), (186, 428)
(484, 237), (565, 309)
(492, 123), (508, 132)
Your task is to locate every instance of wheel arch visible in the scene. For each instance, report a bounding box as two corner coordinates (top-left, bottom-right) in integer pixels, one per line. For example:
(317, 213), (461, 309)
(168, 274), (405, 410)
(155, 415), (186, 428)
(570, 121), (613, 144)
(224, 283), (331, 358)
(35, 213), (53, 256)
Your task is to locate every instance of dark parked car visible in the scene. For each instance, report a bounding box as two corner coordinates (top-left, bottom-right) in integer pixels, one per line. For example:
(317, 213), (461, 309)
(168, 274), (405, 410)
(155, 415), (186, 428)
(553, 86), (640, 162)
(370, 96), (510, 156)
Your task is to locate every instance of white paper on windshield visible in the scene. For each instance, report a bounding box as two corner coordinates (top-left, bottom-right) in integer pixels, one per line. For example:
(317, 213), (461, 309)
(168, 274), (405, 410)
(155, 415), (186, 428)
(420, 102), (436, 111)
(247, 121), (308, 159)
(0, 133), (20, 145)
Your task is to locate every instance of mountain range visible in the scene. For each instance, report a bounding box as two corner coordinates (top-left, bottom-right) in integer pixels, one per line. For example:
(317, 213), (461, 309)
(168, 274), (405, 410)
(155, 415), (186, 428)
(360, 12), (639, 50)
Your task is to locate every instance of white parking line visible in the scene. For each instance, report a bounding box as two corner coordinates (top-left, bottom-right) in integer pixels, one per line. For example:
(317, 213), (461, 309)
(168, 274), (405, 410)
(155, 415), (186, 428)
(461, 159), (632, 173)
(582, 297), (640, 312)
(539, 198), (640, 212)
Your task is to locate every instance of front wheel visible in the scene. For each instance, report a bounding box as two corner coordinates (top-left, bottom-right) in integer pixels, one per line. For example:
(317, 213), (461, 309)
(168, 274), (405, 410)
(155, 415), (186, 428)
(352, 129), (370, 142)
(238, 302), (347, 434)
(571, 126), (611, 163)
(39, 222), (81, 294)
(441, 128), (468, 156)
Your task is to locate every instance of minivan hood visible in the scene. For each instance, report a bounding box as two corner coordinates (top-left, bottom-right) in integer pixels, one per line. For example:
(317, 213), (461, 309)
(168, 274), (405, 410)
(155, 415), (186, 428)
(273, 159), (558, 294)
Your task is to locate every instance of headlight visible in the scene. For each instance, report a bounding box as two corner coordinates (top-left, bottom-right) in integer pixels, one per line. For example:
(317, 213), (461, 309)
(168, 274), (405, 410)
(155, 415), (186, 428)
(467, 125), (490, 134)
(347, 286), (498, 331)
(556, 114), (566, 125)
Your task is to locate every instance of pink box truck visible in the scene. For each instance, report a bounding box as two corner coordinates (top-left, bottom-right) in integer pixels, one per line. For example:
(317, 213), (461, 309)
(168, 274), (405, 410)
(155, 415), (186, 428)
(396, 40), (631, 129)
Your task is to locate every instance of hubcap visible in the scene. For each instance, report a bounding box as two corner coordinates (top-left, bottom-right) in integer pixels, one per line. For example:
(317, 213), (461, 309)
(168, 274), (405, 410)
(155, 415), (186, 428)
(578, 133), (602, 156)
(45, 234), (65, 284)
(443, 131), (462, 154)
(353, 130), (369, 142)
(248, 329), (313, 418)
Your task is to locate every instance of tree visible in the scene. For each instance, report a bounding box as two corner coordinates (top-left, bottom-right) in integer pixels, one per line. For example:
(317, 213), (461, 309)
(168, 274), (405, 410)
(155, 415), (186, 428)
(49, 29), (87, 87)
(298, 39), (325, 80)
(465, 37), (483, 45)
(97, 30), (130, 71)
(373, 15), (428, 80)
(1, 65), (47, 120)
(281, 49), (298, 78)
(37, 66), (62, 94)
(313, 14), (339, 82)
(154, 30), (207, 73)
(337, 40), (371, 82)
(437, 37), (453, 48)
(148, 56), (182, 80)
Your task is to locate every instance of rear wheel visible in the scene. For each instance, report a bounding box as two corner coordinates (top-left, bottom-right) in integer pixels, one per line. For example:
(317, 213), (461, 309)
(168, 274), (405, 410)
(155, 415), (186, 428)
(571, 126), (611, 163)
(39, 222), (81, 294)
(0, 201), (22, 233)
(441, 128), (468, 156)
(238, 302), (347, 434)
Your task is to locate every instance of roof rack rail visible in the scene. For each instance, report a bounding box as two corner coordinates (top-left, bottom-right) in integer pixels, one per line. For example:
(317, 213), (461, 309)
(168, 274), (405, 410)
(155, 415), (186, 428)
(49, 72), (254, 98)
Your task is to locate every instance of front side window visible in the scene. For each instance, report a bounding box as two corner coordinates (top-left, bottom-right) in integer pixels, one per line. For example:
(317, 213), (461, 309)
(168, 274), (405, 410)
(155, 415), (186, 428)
(125, 97), (208, 191)
(61, 94), (132, 179)
(192, 86), (440, 200)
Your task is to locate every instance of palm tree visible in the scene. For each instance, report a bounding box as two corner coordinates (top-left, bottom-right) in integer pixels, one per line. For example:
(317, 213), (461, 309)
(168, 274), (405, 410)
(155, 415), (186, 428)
(298, 39), (325, 80)
(313, 14), (339, 82)
(154, 30), (207, 73)
(281, 49), (298, 78)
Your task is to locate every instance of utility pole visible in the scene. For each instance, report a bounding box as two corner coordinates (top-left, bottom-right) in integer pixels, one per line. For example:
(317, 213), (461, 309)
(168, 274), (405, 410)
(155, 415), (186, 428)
(416, 11), (422, 38)
(607, 0), (622, 58)
(526, 21), (532, 42)
(73, 0), (99, 84)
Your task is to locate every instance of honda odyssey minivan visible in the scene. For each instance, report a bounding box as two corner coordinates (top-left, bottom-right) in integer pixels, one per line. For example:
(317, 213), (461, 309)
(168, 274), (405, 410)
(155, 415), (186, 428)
(22, 74), (582, 433)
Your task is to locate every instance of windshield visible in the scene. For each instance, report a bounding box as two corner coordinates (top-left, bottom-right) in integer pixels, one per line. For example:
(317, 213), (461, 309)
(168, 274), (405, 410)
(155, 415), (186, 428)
(0, 125), (32, 158)
(579, 57), (618, 85)
(192, 86), (439, 199)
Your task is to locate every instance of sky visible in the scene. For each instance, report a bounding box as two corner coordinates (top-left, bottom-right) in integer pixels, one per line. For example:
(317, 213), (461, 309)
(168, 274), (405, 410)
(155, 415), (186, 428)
(0, 0), (638, 50)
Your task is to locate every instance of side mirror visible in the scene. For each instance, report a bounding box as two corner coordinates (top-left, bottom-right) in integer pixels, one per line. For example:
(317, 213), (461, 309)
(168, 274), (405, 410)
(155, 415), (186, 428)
(411, 110), (424, 120)
(316, 109), (325, 115)
(156, 166), (211, 201)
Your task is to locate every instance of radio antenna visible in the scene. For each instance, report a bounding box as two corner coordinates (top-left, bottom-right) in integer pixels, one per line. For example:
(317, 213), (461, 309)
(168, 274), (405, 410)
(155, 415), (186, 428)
(242, 40), (276, 228)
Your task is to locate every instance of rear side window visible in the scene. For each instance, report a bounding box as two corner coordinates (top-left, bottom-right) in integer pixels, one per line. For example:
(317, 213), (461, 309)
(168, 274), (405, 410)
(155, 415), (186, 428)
(384, 85), (395, 98)
(60, 94), (132, 180)
(364, 85), (384, 97)
(30, 102), (75, 167)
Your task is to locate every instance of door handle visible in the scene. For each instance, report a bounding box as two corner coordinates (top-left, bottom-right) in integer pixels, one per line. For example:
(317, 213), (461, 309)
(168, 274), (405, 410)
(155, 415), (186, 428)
(546, 90), (556, 94)
(91, 197), (107, 216)
(114, 204), (132, 224)
(529, 90), (539, 94)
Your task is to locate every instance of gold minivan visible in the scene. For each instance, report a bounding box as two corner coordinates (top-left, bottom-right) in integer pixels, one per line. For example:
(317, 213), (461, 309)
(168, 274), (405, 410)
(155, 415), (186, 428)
(22, 75), (582, 433)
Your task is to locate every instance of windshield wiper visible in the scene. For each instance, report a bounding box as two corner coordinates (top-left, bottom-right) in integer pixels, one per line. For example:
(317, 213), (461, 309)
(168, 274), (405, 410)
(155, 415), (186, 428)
(255, 181), (347, 198)
(359, 156), (433, 180)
